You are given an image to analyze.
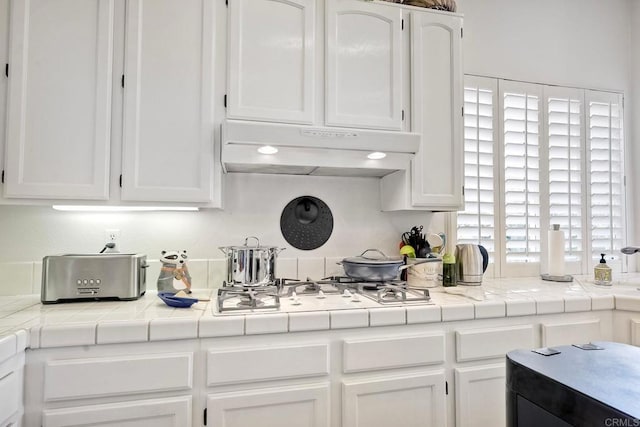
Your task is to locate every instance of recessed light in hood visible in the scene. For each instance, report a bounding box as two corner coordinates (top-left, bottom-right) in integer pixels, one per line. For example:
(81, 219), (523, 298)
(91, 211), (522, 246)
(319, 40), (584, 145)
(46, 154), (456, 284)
(257, 145), (278, 155)
(367, 152), (387, 160)
(221, 119), (420, 177)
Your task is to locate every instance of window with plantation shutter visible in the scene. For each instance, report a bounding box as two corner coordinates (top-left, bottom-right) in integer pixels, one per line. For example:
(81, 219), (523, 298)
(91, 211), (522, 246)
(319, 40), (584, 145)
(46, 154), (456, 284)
(456, 76), (626, 278)
(500, 81), (542, 271)
(458, 76), (497, 262)
(544, 87), (584, 269)
(586, 91), (625, 267)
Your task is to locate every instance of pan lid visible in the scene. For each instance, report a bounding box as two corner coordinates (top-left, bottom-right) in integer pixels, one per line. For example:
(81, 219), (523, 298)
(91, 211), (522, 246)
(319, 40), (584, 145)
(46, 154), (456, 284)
(280, 196), (333, 250)
(342, 249), (404, 265)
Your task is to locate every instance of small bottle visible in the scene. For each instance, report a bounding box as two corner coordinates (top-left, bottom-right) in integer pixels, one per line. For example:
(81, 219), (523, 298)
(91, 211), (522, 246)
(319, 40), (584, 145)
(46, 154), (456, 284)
(594, 253), (612, 286)
(442, 253), (456, 287)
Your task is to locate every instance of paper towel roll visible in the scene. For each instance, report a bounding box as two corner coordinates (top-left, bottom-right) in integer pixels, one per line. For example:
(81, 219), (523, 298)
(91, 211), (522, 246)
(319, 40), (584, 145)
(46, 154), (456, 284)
(548, 225), (565, 277)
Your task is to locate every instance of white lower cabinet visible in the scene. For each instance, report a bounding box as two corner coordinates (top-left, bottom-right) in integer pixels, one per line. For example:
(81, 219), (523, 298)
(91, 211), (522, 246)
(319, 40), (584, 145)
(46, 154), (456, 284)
(343, 372), (446, 427)
(22, 311), (621, 427)
(23, 341), (198, 427)
(207, 384), (330, 427)
(42, 396), (192, 427)
(454, 364), (506, 427)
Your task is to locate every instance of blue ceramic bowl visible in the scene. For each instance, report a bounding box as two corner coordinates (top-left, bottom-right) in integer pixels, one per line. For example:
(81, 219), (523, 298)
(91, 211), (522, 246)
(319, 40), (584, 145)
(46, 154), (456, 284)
(158, 291), (198, 308)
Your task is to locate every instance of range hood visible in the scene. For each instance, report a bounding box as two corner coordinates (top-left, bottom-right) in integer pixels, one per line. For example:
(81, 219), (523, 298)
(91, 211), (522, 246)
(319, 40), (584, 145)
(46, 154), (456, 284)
(221, 119), (420, 177)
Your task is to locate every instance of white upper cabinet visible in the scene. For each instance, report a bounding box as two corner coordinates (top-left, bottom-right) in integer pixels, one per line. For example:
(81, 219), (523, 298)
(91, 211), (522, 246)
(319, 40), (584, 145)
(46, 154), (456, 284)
(326, 0), (403, 130)
(380, 8), (463, 211)
(4, 0), (114, 200)
(121, 0), (216, 203)
(227, 0), (316, 124)
(410, 10), (463, 209)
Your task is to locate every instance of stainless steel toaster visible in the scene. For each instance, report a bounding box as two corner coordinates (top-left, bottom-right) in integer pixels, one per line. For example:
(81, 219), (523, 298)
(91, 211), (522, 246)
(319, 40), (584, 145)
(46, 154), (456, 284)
(41, 253), (147, 303)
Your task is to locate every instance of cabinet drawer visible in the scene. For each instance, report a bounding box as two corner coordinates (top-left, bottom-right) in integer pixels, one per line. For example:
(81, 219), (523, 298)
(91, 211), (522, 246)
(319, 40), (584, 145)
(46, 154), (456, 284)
(541, 319), (601, 348)
(343, 334), (444, 373)
(207, 344), (329, 386)
(456, 325), (534, 362)
(44, 352), (193, 401)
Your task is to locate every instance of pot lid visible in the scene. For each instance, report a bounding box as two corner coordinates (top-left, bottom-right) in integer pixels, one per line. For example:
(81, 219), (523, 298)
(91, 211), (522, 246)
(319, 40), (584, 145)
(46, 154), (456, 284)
(220, 236), (281, 251)
(342, 249), (404, 265)
(280, 196), (333, 250)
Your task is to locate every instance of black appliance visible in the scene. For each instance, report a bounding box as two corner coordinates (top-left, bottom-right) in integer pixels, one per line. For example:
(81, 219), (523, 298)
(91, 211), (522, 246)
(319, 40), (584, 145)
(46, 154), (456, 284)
(506, 341), (640, 426)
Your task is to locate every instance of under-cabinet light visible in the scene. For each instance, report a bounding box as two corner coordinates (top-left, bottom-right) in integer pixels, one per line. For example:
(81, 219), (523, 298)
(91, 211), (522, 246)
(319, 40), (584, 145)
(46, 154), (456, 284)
(52, 205), (199, 212)
(257, 145), (278, 155)
(367, 152), (387, 160)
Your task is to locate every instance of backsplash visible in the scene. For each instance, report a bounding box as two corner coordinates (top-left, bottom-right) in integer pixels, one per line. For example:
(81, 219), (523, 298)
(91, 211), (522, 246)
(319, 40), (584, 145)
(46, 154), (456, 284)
(0, 173), (443, 295)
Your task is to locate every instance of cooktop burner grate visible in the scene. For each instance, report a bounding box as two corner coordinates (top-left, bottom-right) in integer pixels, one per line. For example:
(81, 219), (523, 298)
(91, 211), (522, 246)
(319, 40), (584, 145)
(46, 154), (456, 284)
(217, 286), (280, 312)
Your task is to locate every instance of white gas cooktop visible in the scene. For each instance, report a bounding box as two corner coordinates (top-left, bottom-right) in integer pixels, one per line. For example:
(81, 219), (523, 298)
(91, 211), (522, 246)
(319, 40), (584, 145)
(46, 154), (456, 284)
(212, 280), (434, 316)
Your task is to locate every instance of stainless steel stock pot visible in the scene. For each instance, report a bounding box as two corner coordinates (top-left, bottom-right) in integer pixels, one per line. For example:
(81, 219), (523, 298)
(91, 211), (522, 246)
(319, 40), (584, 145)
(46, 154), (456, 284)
(219, 237), (285, 286)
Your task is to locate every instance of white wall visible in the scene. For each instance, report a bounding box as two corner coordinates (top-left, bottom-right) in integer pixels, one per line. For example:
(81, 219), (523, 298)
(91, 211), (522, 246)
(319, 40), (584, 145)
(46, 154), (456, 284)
(0, 174), (436, 262)
(457, 0), (631, 91)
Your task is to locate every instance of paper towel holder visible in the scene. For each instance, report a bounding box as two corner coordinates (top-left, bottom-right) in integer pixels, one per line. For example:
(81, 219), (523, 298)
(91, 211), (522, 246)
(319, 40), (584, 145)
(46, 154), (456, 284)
(541, 273), (573, 282)
(541, 224), (574, 282)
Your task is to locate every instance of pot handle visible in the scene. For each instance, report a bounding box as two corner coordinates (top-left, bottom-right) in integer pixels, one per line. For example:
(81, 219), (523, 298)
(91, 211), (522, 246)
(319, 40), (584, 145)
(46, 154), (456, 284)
(359, 249), (389, 260)
(478, 245), (489, 273)
(245, 236), (260, 247)
(218, 246), (229, 255)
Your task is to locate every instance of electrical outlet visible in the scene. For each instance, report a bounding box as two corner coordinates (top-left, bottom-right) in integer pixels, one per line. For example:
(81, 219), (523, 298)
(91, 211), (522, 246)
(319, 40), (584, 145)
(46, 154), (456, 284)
(105, 229), (120, 250)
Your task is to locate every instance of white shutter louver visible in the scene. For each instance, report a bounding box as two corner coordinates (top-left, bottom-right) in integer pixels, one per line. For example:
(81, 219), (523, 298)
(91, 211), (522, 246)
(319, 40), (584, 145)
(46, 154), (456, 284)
(502, 84), (541, 263)
(587, 91), (625, 264)
(458, 77), (496, 260)
(546, 89), (583, 264)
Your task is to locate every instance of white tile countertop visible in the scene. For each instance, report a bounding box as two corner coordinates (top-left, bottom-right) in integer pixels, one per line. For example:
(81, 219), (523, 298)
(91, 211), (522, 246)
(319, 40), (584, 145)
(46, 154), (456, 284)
(0, 275), (639, 354)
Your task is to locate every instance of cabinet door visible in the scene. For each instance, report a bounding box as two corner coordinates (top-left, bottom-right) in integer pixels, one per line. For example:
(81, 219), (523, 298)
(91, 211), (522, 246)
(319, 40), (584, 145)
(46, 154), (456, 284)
(121, 0), (216, 203)
(455, 364), (505, 427)
(208, 384), (329, 427)
(4, 0), (113, 200)
(326, 0), (402, 130)
(42, 396), (191, 427)
(410, 11), (463, 209)
(0, 369), (21, 426)
(227, 0), (315, 124)
(343, 372), (446, 427)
